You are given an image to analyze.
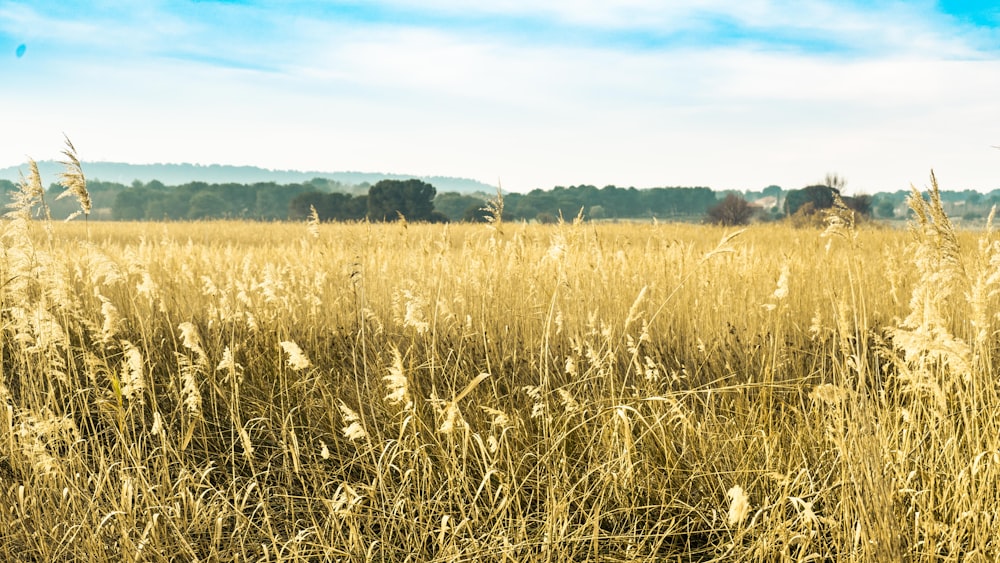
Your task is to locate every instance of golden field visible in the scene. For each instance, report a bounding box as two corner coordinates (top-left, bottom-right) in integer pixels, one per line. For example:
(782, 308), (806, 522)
(1, 186), (999, 561)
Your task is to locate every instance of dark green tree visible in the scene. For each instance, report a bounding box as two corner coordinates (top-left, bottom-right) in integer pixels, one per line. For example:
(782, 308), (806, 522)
(844, 194), (873, 216)
(188, 192), (228, 219)
(434, 192), (487, 221)
(783, 185), (838, 216)
(367, 179), (437, 221)
(289, 191), (367, 221)
(762, 185), (782, 199)
(113, 187), (148, 220)
(288, 191), (327, 221)
(875, 199), (896, 218)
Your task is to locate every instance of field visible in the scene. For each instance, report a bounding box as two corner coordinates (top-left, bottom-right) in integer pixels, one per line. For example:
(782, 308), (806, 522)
(2, 184), (1000, 561)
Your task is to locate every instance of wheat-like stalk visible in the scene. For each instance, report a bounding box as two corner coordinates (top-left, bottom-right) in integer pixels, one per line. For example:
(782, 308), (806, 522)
(56, 135), (91, 218)
(3, 163), (1000, 560)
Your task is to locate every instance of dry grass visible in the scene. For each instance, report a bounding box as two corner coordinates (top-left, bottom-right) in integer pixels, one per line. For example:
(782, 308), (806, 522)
(1, 168), (999, 561)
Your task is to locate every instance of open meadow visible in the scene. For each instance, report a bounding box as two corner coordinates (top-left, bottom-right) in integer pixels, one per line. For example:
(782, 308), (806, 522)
(2, 183), (1000, 561)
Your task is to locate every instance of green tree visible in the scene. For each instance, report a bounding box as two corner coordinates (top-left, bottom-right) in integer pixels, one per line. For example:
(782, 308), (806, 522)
(462, 204), (491, 222)
(367, 179), (437, 221)
(783, 185), (838, 216)
(288, 191), (327, 221)
(113, 187), (148, 220)
(762, 185), (782, 199)
(844, 194), (873, 217)
(875, 199), (896, 218)
(434, 192), (486, 221)
(289, 191), (367, 221)
(187, 192), (228, 219)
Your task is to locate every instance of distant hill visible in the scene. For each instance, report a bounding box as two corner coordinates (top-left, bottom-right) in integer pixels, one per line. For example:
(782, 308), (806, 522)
(0, 161), (495, 194)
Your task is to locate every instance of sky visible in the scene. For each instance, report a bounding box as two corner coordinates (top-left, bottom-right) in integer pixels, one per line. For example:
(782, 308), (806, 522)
(1, 1), (999, 194)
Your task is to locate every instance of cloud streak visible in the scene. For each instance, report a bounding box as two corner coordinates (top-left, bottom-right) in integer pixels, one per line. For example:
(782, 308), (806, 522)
(1, 0), (999, 193)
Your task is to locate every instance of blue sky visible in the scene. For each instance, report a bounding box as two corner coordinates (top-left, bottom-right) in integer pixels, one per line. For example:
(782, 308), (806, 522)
(2, 1), (999, 193)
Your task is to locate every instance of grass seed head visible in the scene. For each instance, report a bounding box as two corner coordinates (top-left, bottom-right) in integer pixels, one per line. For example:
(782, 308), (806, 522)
(280, 340), (312, 371)
(727, 485), (751, 526)
(383, 347), (411, 409)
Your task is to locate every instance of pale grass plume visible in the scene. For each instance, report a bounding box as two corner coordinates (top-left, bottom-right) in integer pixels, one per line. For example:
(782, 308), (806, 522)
(727, 485), (751, 526)
(394, 288), (429, 334)
(338, 400), (368, 443)
(436, 373), (490, 434)
(6, 158), (46, 221)
(215, 346), (240, 373)
(821, 192), (856, 250)
(328, 483), (363, 517)
(56, 136), (91, 217)
(544, 232), (566, 263)
(889, 173), (973, 391)
(307, 205), (320, 239)
(522, 385), (546, 419)
(969, 216), (1000, 358)
(438, 402), (462, 434)
(557, 388), (580, 414)
(643, 355), (659, 381)
(16, 409), (79, 477)
(383, 347), (411, 409)
(564, 356), (578, 378)
(481, 183), (504, 234)
(12, 305), (68, 352)
(176, 353), (203, 417)
(119, 340), (145, 404)
(177, 322), (206, 362)
(902, 172), (964, 332)
(772, 261), (790, 301)
(135, 271), (159, 302)
(99, 296), (119, 343)
(280, 340), (312, 371)
(150, 411), (164, 437)
(82, 247), (125, 295)
(480, 406), (511, 429)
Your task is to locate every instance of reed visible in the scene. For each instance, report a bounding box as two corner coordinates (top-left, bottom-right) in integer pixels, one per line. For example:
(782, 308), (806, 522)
(0, 158), (997, 560)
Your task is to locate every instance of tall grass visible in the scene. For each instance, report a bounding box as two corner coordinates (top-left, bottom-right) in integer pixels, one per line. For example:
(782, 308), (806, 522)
(0, 162), (998, 561)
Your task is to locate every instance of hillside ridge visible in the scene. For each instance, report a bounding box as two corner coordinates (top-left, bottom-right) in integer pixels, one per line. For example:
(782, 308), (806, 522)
(0, 160), (495, 194)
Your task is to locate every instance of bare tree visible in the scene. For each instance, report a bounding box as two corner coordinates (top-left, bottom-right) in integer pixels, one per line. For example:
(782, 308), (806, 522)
(707, 193), (755, 226)
(823, 173), (846, 192)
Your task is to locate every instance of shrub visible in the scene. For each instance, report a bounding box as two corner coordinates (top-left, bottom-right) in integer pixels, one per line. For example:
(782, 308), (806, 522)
(706, 193), (755, 225)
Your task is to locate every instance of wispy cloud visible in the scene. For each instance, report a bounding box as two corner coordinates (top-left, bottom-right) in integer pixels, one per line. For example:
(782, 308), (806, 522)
(1, 0), (998, 192)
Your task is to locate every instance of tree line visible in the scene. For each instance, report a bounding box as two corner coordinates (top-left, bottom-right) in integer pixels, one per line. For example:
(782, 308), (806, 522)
(0, 175), (997, 224)
(0, 178), (721, 223)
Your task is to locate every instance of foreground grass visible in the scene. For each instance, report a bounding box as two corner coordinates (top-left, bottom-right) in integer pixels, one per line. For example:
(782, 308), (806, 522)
(1, 189), (999, 561)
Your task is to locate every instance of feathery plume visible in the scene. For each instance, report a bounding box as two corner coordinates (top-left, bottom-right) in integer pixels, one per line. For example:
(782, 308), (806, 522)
(383, 347), (411, 408)
(177, 322), (207, 364)
(307, 205), (320, 239)
(727, 485), (751, 526)
(280, 340), (311, 371)
(338, 400), (368, 442)
(119, 340), (145, 404)
(56, 136), (91, 217)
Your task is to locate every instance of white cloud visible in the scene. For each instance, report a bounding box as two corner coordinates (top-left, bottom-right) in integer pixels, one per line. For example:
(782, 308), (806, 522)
(358, 0), (980, 57)
(2, 0), (999, 192)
